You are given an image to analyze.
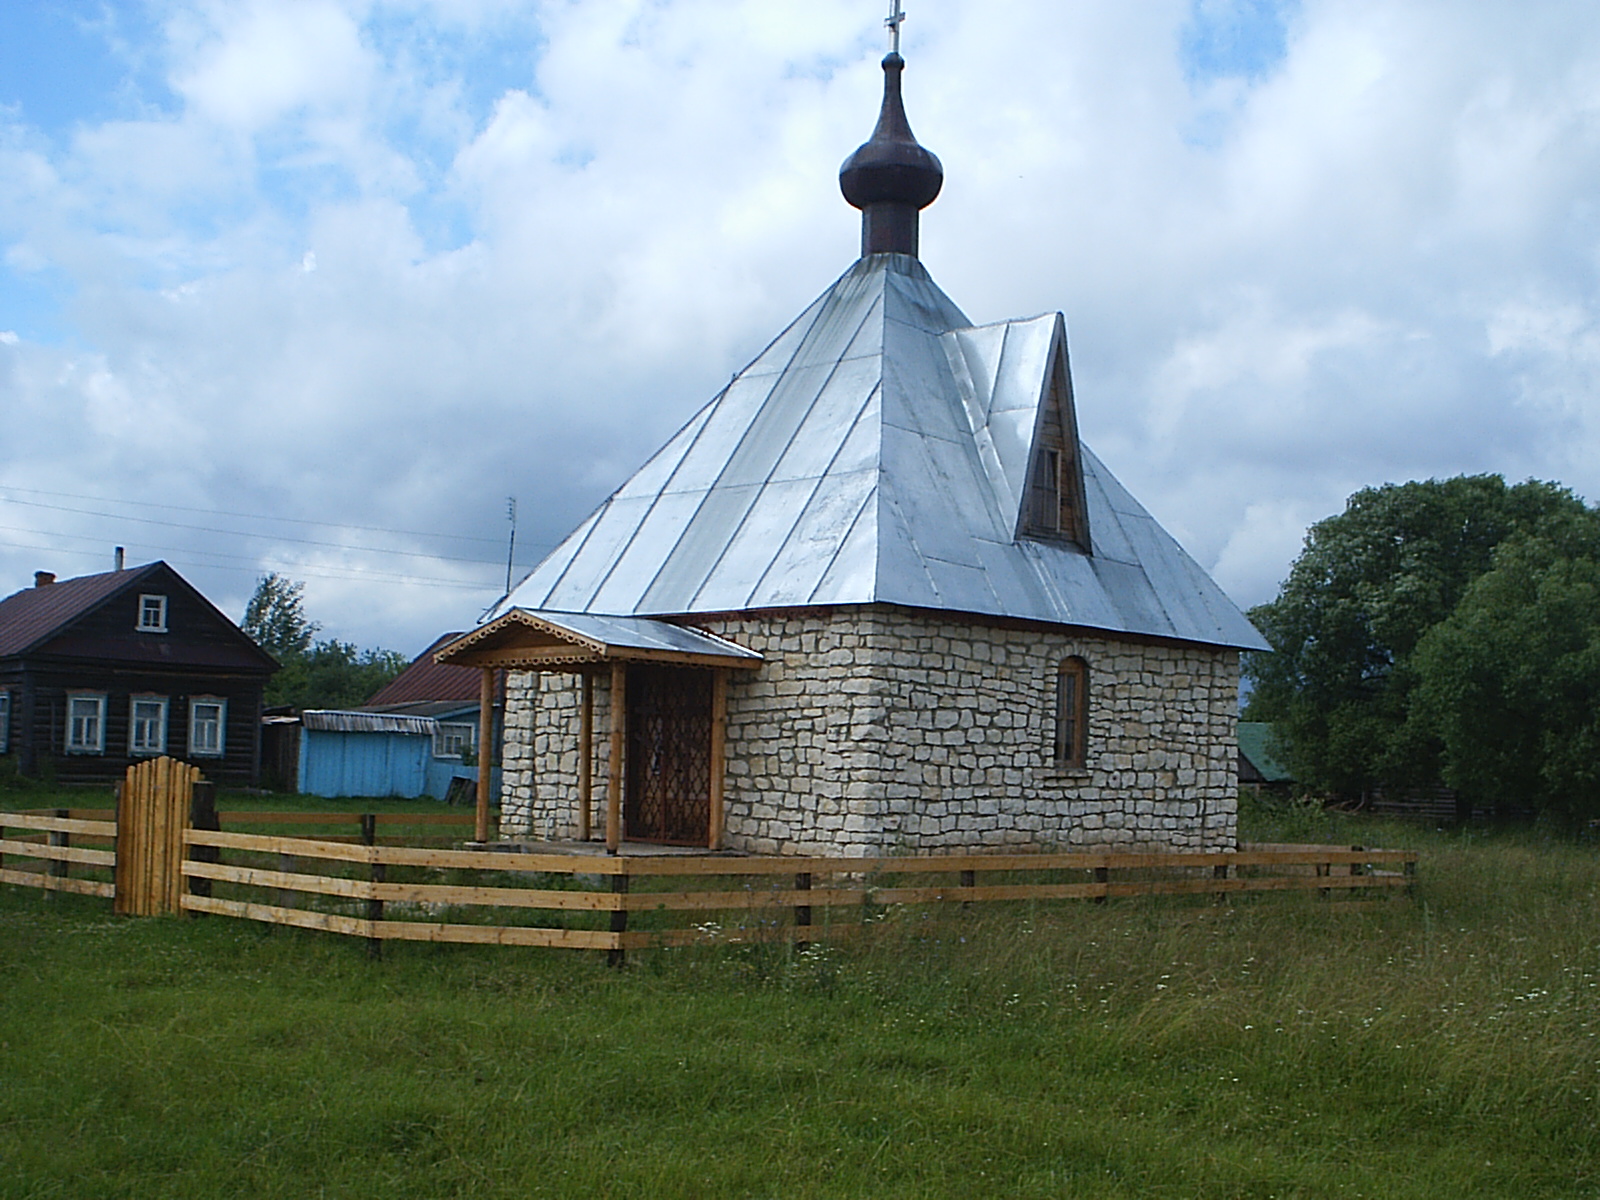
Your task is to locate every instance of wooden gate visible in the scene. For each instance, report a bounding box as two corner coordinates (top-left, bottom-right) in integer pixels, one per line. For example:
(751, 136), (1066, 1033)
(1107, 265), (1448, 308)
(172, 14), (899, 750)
(114, 756), (202, 915)
(625, 666), (712, 844)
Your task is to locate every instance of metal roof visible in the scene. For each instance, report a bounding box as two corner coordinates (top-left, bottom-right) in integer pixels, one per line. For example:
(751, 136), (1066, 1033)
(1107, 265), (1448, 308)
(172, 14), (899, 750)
(438, 609), (764, 670)
(496, 253), (1267, 651)
(1237, 721), (1293, 783)
(0, 566), (153, 658)
(364, 632), (483, 706)
(0, 561), (280, 669)
(301, 710), (438, 735)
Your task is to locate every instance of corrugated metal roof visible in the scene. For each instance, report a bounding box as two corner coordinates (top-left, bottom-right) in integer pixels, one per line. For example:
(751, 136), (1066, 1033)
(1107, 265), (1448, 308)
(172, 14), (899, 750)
(364, 633), (483, 705)
(495, 253), (1268, 651)
(302, 710), (439, 735)
(0, 566), (151, 658)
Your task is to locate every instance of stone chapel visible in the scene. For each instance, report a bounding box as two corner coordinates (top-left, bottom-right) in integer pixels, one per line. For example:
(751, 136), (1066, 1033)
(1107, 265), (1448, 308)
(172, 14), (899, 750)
(438, 45), (1268, 856)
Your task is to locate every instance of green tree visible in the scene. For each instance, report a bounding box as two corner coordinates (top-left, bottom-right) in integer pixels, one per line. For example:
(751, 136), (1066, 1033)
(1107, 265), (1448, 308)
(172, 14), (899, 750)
(241, 573), (319, 662)
(1244, 475), (1591, 799)
(266, 640), (409, 711)
(1412, 514), (1600, 825)
(241, 575), (408, 710)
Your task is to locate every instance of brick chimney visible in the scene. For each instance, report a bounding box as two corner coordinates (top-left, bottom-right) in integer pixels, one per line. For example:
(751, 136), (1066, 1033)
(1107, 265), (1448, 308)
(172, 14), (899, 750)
(34, 571), (55, 588)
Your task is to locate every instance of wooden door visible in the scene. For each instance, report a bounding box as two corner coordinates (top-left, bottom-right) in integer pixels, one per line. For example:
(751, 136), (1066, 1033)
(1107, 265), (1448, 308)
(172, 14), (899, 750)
(624, 666), (712, 844)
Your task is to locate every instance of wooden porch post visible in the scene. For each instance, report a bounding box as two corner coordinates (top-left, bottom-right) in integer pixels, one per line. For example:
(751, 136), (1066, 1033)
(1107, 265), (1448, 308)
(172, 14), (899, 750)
(475, 667), (494, 843)
(708, 668), (727, 850)
(606, 661), (626, 854)
(578, 673), (594, 842)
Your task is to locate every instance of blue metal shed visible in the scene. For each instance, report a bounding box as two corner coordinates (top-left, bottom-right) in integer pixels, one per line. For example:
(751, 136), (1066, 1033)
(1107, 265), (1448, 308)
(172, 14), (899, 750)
(297, 710), (435, 799)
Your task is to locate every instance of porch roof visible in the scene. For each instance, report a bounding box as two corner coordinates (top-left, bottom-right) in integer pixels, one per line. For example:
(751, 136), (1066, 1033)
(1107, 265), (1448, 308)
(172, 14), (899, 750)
(433, 608), (764, 672)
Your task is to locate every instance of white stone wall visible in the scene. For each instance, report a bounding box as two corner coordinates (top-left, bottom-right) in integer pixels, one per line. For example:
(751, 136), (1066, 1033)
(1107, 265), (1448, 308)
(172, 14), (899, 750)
(499, 605), (1239, 853)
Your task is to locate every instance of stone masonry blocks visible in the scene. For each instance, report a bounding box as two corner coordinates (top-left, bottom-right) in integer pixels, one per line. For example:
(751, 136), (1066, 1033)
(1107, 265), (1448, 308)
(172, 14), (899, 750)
(498, 605), (1239, 854)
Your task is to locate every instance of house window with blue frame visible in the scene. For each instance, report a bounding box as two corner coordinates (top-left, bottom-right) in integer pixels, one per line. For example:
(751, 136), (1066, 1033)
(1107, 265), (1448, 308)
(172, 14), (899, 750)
(189, 697), (226, 758)
(137, 594), (168, 632)
(129, 695), (168, 757)
(67, 693), (107, 755)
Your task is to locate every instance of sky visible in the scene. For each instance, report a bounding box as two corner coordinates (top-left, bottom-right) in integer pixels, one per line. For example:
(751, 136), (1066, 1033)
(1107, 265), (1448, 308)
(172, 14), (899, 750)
(3, 0), (1599, 658)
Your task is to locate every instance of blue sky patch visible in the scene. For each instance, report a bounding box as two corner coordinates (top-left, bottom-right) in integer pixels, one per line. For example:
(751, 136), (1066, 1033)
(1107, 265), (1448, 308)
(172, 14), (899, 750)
(0, 0), (172, 134)
(1181, 0), (1297, 83)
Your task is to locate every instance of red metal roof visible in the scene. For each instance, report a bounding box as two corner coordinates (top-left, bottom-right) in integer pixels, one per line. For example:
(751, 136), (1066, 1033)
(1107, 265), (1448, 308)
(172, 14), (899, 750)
(364, 632), (484, 705)
(0, 565), (150, 658)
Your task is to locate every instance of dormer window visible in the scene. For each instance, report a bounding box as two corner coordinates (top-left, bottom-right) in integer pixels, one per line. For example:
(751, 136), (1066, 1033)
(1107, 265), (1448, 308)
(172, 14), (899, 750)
(137, 594), (168, 632)
(1018, 355), (1090, 552)
(1022, 433), (1087, 549)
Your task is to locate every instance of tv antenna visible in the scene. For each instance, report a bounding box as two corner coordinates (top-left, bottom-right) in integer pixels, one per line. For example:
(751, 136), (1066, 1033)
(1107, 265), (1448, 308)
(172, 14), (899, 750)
(504, 496), (517, 597)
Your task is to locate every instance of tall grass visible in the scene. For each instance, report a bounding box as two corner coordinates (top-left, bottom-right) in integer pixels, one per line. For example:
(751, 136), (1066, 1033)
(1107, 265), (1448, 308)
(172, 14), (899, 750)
(1, 796), (1596, 1197)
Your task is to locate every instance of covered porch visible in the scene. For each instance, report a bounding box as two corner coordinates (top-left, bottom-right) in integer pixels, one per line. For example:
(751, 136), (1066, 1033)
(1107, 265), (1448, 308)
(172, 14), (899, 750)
(435, 610), (763, 851)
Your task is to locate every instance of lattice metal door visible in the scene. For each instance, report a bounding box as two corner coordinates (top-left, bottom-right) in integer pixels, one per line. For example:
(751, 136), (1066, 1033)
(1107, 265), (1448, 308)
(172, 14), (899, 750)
(625, 666), (712, 844)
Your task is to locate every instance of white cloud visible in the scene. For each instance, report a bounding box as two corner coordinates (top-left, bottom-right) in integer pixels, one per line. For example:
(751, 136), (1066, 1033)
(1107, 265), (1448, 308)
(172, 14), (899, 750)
(169, 0), (373, 131)
(2, 0), (1600, 651)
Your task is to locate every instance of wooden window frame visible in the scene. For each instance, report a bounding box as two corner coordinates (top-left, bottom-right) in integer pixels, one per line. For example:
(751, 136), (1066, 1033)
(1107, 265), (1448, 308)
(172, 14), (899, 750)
(1053, 657), (1088, 768)
(0, 689), (9, 755)
(188, 697), (227, 758)
(434, 722), (473, 759)
(66, 692), (107, 755)
(128, 694), (169, 757)
(137, 594), (168, 633)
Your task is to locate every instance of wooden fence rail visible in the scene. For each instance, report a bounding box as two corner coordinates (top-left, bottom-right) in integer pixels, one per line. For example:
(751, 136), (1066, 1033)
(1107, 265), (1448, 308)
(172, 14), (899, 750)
(175, 829), (1417, 958)
(2, 801), (1418, 960)
(0, 810), (118, 898)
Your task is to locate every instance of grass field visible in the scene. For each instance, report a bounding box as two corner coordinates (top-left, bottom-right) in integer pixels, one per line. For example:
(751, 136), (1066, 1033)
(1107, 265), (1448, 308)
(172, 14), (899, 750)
(1, 787), (1597, 1198)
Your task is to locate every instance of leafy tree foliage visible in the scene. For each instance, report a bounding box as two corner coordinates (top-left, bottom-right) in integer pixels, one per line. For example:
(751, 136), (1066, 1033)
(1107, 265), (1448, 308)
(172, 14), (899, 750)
(1244, 475), (1593, 800)
(1412, 514), (1600, 825)
(241, 574), (407, 710)
(240, 573), (318, 661)
(266, 640), (410, 712)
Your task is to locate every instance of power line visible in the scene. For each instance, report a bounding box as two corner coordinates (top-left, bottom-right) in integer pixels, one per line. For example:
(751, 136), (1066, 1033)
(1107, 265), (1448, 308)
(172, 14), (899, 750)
(0, 533), (506, 592)
(0, 483), (506, 544)
(0, 496), (540, 567)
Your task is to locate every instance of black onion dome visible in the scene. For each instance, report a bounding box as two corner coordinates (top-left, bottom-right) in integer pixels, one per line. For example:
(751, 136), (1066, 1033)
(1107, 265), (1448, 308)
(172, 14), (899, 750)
(840, 53), (943, 212)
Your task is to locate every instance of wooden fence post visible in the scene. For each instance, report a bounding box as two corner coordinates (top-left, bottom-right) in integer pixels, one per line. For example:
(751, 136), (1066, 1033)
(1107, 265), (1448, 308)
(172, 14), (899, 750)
(48, 807), (69, 885)
(960, 867), (976, 911)
(794, 872), (812, 950)
(608, 870), (629, 967)
(188, 782), (219, 900)
(1093, 864), (1109, 905)
(362, 814), (383, 960)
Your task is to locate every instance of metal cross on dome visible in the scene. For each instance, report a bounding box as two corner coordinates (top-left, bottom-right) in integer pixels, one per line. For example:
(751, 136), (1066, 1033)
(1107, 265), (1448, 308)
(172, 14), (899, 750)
(885, 0), (905, 54)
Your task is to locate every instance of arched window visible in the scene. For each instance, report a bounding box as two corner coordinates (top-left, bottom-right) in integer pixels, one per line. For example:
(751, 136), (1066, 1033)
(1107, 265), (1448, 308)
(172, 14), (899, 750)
(1054, 657), (1088, 768)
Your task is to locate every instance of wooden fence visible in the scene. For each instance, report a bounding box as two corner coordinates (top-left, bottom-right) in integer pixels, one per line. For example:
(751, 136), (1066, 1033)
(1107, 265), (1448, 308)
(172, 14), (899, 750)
(0, 809), (118, 899)
(177, 833), (1416, 961)
(2, 788), (1418, 962)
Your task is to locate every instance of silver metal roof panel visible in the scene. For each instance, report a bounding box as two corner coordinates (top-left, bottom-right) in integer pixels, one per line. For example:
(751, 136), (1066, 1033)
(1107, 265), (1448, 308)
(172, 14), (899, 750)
(520, 611), (764, 660)
(302, 711), (437, 735)
(756, 466), (878, 606)
(499, 254), (1267, 651)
